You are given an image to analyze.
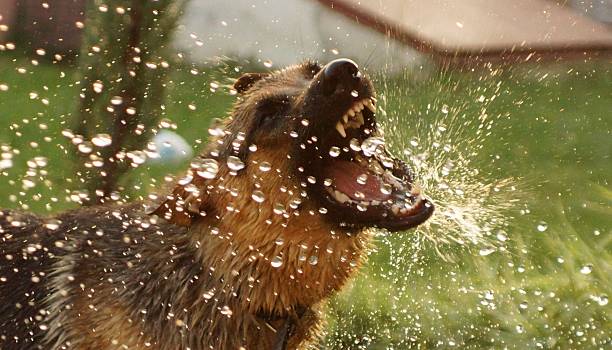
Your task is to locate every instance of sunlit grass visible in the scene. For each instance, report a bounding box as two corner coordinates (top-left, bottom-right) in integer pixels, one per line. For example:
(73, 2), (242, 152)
(1, 54), (610, 348)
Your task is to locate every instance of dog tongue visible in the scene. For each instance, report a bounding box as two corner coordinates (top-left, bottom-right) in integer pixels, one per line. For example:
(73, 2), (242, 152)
(325, 160), (391, 201)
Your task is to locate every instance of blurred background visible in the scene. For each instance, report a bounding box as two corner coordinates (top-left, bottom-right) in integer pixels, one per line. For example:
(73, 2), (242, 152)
(1, 0), (611, 348)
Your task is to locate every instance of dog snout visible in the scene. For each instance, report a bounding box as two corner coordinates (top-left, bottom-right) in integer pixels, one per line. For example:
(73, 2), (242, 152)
(321, 58), (361, 96)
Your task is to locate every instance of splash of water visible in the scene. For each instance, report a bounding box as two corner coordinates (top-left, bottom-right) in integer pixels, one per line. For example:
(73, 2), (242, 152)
(378, 73), (521, 259)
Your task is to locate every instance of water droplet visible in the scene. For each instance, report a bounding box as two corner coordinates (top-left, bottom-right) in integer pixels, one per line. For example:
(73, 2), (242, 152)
(349, 138), (361, 152)
(380, 183), (393, 195)
(92, 80), (104, 93)
(220, 305), (233, 316)
(519, 301), (528, 310)
(263, 60), (273, 68)
(329, 146), (341, 157)
(127, 151), (146, 165)
(361, 137), (385, 157)
(479, 247), (496, 256)
(536, 221), (548, 232)
(259, 162), (271, 172)
(275, 237), (284, 246)
(496, 231), (508, 242)
(0, 158), (13, 170)
(227, 156), (245, 171)
(110, 96), (123, 105)
(356, 174), (368, 185)
(252, 190), (265, 203)
(273, 203), (285, 215)
(77, 142), (93, 154)
(580, 264), (592, 275)
(203, 290), (214, 299)
(92, 133), (112, 147)
(33, 156), (48, 167)
(307, 176), (316, 184)
(308, 255), (318, 265)
(195, 158), (219, 179)
(515, 324), (524, 334)
(596, 295), (608, 306)
(271, 256), (283, 268)
(44, 219), (62, 230)
(350, 90), (359, 97)
(586, 229), (599, 238)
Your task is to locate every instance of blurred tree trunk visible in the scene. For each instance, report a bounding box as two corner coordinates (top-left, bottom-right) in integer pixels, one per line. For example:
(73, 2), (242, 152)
(73, 0), (188, 205)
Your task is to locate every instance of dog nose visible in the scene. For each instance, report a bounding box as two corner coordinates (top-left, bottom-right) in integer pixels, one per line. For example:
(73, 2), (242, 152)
(321, 58), (360, 95)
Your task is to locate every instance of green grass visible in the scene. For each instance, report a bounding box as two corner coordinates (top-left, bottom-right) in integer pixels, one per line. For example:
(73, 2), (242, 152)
(1, 54), (610, 348)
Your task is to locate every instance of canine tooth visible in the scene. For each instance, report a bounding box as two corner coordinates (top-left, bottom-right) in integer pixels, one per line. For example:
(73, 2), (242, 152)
(336, 122), (347, 138)
(347, 109), (355, 117)
(400, 207), (408, 214)
(355, 101), (364, 112)
(370, 97), (377, 103)
(365, 100), (376, 113)
(342, 114), (349, 124)
(371, 200), (381, 206)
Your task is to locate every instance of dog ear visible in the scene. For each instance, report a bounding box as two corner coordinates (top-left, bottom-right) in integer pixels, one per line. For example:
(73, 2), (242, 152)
(233, 72), (269, 93)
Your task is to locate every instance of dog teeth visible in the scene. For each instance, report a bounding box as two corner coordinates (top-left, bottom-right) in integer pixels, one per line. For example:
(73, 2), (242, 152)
(365, 100), (376, 113)
(337, 98), (376, 133)
(336, 122), (347, 138)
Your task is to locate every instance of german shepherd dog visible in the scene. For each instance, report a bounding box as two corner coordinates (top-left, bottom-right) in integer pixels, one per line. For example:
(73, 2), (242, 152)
(0, 59), (433, 349)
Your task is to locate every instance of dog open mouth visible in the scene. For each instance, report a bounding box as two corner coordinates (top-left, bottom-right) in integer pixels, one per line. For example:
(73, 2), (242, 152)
(319, 97), (434, 232)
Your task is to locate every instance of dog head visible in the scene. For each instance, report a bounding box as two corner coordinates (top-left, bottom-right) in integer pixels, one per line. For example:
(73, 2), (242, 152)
(154, 59), (433, 232)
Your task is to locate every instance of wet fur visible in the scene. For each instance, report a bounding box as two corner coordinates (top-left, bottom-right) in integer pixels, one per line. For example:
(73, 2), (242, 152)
(0, 63), (373, 349)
